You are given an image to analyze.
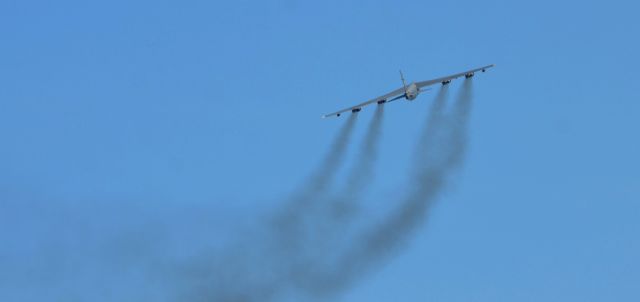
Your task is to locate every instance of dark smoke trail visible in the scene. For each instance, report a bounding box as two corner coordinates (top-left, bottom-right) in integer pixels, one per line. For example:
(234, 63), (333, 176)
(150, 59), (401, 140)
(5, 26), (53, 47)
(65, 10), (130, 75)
(330, 105), (385, 219)
(252, 107), (386, 299)
(414, 85), (451, 169)
(178, 115), (362, 302)
(444, 79), (474, 171)
(297, 113), (359, 200)
(180, 81), (476, 302)
(344, 105), (385, 197)
(287, 106), (387, 295)
(301, 81), (475, 295)
(274, 114), (358, 226)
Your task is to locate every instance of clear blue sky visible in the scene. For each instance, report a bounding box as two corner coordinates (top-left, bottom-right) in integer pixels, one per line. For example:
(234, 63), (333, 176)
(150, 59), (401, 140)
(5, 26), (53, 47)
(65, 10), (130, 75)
(1, 0), (639, 301)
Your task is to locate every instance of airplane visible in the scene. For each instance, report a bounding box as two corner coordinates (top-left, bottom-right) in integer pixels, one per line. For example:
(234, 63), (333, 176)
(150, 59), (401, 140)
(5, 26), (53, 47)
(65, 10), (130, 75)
(322, 64), (495, 118)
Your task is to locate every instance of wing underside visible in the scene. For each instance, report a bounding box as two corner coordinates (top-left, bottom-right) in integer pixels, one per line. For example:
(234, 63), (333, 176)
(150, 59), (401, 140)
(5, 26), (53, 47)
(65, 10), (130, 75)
(322, 86), (406, 118)
(322, 64), (494, 118)
(415, 64), (494, 89)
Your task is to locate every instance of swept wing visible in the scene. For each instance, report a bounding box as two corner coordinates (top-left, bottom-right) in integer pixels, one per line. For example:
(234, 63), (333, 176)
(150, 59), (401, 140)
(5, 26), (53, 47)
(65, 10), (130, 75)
(322, 64), (494, 118)
(416, 64), (494, 89)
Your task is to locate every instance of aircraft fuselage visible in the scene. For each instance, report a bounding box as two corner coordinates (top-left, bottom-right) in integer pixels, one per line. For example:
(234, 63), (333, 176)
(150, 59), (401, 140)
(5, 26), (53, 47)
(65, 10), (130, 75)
(405, 83), (419, 100)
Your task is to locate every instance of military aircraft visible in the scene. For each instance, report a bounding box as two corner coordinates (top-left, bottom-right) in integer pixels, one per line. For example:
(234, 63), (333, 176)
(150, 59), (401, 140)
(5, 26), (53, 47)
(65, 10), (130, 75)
(322, 64), (494, 118)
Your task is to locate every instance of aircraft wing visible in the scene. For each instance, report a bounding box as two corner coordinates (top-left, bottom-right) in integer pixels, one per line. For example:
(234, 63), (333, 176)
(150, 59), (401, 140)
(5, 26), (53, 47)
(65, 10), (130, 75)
(322, 64), (494, 118)
(322, 87), (406, 118)
(416, 64), (495, 89)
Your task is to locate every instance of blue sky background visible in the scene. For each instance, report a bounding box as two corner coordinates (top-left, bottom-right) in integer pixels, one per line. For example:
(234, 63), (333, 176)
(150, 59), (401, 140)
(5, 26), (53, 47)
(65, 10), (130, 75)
(1, 0), (639, 301)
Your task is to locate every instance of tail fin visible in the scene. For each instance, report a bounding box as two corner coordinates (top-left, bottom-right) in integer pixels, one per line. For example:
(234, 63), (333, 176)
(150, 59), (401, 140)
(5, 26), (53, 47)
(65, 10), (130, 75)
(399, 70), (408, 94)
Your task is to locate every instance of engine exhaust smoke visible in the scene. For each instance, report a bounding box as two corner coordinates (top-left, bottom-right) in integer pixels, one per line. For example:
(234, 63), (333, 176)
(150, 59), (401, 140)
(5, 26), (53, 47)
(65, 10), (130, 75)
(330, 105), (385, 219)
(274, 113), (358, 228)
(178, 114), (361, 302)
(179, 80), (476, 301)
(297, 81), (475, 295)
(295, 113), (359, 202)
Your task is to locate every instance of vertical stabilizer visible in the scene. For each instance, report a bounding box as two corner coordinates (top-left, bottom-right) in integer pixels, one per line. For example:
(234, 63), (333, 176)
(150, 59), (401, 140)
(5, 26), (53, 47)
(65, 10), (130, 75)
(399, 70), (408, 94)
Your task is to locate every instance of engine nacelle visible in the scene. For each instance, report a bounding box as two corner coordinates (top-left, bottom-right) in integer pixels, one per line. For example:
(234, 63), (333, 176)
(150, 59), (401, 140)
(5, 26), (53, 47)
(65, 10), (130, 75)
(352, 108), (361, 113)
(377, 99), (387, 104)
(465, 73), (474, 78)
(442, 80), (451, 85)
(337, 113), (341, 117)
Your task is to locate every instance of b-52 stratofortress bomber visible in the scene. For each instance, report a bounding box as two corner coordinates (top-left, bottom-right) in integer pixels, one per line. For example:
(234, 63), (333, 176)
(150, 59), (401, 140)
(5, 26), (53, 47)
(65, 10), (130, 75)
(322, 64), (494, 118)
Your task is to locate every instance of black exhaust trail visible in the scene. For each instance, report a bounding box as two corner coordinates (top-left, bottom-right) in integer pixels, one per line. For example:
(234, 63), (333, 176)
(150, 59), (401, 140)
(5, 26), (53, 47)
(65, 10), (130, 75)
(330, 105), (385, 219)
(299, 81), (475, 296)
(181, 115), (361, 302)
(297, 113), (359, 201)
(286, 106), (387, 295)
(180, 81), (476, 302)
(274, 113), (358, 226)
